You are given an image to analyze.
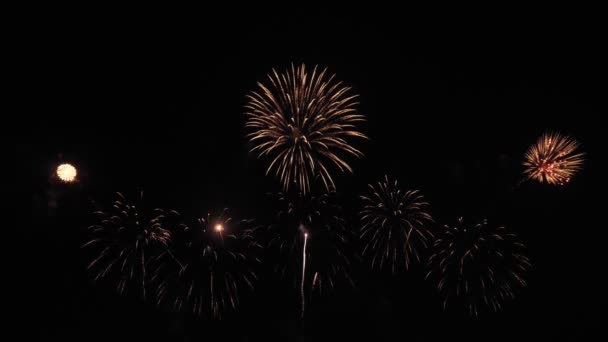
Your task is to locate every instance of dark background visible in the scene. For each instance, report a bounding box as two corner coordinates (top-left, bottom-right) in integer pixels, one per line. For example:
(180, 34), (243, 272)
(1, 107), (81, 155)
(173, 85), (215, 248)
(17, 6), (603, 341)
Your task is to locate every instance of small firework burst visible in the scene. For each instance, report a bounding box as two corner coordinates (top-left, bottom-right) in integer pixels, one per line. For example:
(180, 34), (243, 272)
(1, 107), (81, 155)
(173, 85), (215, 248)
(263, 190), (355, 317)
(426, 218), (531, 317)
(154, 209), (262, 319)
(359, 176), (434, 272)
(82, 192), (172, 300)
(523, 132), (584, 185)
(56, 163), (77, 183)
(245, 63), (367, 194)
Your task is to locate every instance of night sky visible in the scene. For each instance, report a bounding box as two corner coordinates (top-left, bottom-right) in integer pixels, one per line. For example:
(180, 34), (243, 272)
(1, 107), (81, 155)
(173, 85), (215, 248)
(18, 7), (603, 341)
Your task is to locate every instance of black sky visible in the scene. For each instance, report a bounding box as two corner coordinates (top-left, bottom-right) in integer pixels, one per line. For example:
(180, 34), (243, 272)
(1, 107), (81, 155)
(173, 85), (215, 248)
(17, 7), (604, 341)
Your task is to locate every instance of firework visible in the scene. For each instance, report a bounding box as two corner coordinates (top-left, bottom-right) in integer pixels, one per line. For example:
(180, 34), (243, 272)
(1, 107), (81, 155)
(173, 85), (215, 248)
(359, 176), (434, 273)
(245, 63), (367, 193)
(264, 191), (355, 317)
(426, 218), (531, 317)
(523, 132), (584, 185)
(301, 232), (308, 318)
(82, 192), (172, 300)
(154, 209), (262, 319)
(56, 163), (77, 183)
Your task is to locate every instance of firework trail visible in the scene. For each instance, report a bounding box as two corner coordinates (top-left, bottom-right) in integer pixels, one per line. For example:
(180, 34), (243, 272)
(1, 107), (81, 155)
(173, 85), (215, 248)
(263, 190), (355, 317)
(301, 232), (308, 318)
(245, 63), (367, 194)
(523, 132), (584, 185)
(154, 209), (262, 319)
(426, 218), (531, 317)
(359, 176), (434, 272)
(82, 192), (172, 300)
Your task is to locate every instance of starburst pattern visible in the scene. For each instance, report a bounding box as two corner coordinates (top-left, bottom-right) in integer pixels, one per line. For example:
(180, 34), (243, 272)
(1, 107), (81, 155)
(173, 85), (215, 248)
(426, 218), (531, 317)
(359, 176), (434, 272)
(245, 63), (367, 193)
(83, 192), (172, 300)
(523, 132), (584, 185)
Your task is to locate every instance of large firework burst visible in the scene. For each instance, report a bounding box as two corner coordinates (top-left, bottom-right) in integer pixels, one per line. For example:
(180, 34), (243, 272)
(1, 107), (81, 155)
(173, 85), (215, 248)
(523, 132), (584, 185)
(264, 191), (355, 317)
(154, 209), (262, 319)
(82, 192), (172, 300)
(426, 218), (531, 317)
(359, 176), (434, 273)
(245, 63), (367, 193)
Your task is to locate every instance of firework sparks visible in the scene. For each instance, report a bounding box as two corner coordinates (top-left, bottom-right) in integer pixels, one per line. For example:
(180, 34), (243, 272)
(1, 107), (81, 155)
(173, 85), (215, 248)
(523, 132), (584, 185)
(263, 190), (355, 315)
(56, 163), (77, 183)
(82, 192), (172, 300)
(359, 176), (434, 272)
(245, 63), (367, 193)
(426, 218), (531, 317)
(154, 209), (262, 319)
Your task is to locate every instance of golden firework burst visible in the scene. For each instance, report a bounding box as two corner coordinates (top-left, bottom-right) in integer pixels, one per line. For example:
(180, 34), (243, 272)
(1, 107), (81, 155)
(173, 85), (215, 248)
(426, 218), (531, 317)
(83, 192), (172, 300)
(523, 132), (584, 185)
(245, 63), (367, 193)
(359, 176), (434, 272)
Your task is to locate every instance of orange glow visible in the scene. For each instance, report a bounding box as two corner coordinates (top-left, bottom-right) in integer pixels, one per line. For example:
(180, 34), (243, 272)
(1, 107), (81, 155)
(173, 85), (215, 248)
(215, 224), (224, 232)
(523, 132), (584, 185)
